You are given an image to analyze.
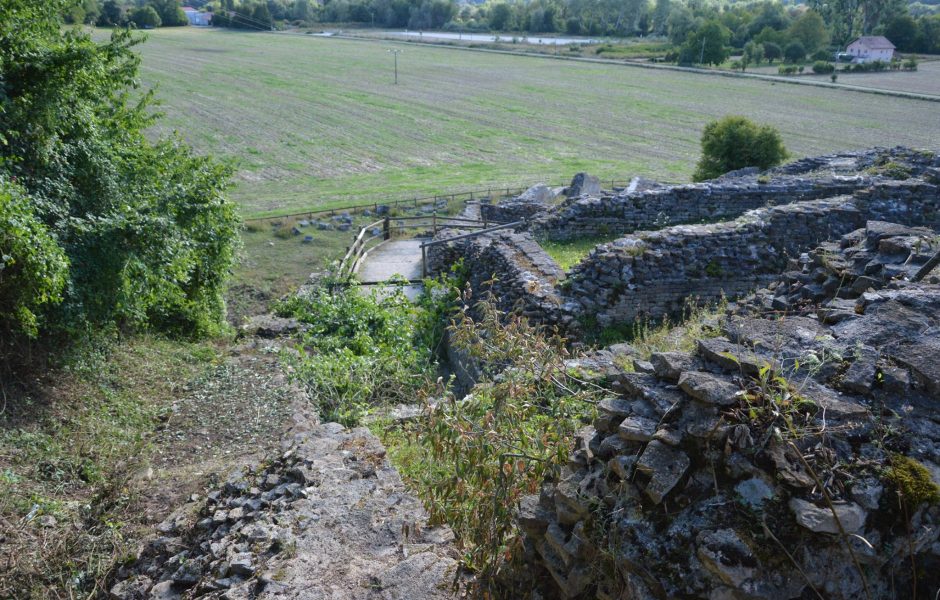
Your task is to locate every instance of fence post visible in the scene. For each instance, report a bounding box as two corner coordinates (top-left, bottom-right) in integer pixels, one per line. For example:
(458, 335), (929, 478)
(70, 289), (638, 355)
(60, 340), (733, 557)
(383, 216), (390, 240)
(432, 211), (437, 235)
(422, 245), (427, 279)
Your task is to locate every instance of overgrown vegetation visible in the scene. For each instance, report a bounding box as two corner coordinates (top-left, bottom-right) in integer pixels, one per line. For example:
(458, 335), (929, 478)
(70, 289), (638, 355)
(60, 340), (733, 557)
(279, 274), (597, 591)
(412, 294), (597, 590)
(0, 1), (240, 365)
(0, 336), (223, 598)
(277, 276), (457, 425)
(588, 296), (727, 356)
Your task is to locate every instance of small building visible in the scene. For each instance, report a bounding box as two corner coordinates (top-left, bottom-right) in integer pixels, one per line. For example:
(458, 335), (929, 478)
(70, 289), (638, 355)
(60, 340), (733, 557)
(845, 36), (895, 63)
(182, 7), (213, 26)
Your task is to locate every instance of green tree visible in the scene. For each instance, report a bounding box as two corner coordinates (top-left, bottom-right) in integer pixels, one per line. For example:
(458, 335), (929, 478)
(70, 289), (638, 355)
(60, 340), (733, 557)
(787, 10), (829, 53)
(652, 0), (671, 35)
(747, 2), (791, 38)
(693, 116), (789, 181)
(130, 5), (162, 27)
(743, 40), (764, 69)
(1, 0), (239, 349)
(666, 4), (697, 45)
(98, 0), (124, 25)
(488, 2), (512, 30)
(915, 15), (940, 53)
(151, 0), (189, 26)
(0, 179), (69, 340)
(762, 40), (782, 62)
(884, 15), (919, 51)
(251, 1), (274, 28)
(681, 20), (731, 66)
(784, 40), (806, 62)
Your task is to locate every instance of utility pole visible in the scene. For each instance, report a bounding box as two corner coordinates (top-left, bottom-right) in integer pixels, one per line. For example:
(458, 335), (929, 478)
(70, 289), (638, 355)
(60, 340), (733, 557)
(387, 49), (402, 85)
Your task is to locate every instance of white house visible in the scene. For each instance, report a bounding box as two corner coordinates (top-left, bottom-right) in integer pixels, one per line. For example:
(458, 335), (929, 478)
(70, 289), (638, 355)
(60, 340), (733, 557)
(845, 36), (895, 63)
(182, 7), (213, 26)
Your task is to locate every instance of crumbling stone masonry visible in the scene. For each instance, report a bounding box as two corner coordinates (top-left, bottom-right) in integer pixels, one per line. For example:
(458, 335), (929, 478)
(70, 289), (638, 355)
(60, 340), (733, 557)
(513, 222), (940, 599)
(565, 180), (940, 327)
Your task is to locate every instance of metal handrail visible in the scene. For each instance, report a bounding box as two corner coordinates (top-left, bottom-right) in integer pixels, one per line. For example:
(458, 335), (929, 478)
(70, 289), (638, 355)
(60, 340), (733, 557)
(419, 220), (524, 249)
(418, 220), (525, 278)
(337, 211), (499, 281)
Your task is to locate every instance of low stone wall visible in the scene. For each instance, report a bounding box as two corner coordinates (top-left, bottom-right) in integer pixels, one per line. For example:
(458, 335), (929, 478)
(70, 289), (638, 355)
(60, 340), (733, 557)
(512, 224), (940, 599)
(427, 229), (574, 330)
(565, 180), (940, 327)
(480, 199), (549, 224)
(530, 176), (871, 241)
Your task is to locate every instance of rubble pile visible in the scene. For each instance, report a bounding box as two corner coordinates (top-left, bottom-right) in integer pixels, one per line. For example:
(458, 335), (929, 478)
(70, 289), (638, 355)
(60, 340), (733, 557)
(513, 223), (940, 599)
(749, 220), (940, 314)
(110, 420), (459, 600)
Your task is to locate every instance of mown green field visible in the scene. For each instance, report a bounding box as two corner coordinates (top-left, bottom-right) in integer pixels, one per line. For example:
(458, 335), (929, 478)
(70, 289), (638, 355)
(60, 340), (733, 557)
(126, 28), (940, 218)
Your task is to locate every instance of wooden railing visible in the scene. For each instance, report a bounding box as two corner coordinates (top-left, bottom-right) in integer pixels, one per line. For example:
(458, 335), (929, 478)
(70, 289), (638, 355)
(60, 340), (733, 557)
(244, 178), (651, 225)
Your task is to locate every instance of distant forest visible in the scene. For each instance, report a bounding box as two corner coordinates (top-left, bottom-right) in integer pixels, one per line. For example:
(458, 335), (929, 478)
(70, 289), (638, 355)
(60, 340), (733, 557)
(71, 0), (940, 53)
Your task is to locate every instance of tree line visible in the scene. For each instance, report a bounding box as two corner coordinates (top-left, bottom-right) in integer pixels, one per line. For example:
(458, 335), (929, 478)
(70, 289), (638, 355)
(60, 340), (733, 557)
(66, 0), (940, 54)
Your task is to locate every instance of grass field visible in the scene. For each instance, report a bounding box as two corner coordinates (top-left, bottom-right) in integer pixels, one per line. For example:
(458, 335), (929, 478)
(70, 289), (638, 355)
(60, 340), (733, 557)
(128, 28), (940, 219)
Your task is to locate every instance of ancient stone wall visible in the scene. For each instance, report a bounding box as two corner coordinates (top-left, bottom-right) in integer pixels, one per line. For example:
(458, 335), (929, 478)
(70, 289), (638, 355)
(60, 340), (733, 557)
(530, 176), (871, 241)
(565, 180), (940, 327)
(427, 229), (575, 330)
(480, 199), (550, 224)
(513, 223), (940, 599)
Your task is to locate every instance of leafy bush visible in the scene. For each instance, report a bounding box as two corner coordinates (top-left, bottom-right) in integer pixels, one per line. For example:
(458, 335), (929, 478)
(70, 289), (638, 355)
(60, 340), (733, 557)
(811, 49), (832, 61)
(812, 60), (835, 73)
(763, 41), (782, 63)
(278, 277), (457, 425)
(904, 57), (919, 71)
(693, 116), (789, 181)
(129, 5), (161, 27)
(0, 1), (240, 350)
(777, 64), (798, 74)
(0, 180), (69, 340)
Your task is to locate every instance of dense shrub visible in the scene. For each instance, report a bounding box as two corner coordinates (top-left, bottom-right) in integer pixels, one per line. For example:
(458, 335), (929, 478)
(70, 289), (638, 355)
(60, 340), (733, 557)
(129, 5), (161, 27)
(693, 116), (789, 181)
(812, 60), (835, 73)
(777, 64), (798, 74)
(762, 41), (782, 62)
(0, 180), (69, 339)
(278, 276), (457, 425)
(0, 1), (239, 355)
(784, 40), (806, 63)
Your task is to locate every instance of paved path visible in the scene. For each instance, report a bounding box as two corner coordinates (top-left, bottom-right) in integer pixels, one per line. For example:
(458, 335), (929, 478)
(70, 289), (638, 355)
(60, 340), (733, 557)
(357, 238), (428, 300)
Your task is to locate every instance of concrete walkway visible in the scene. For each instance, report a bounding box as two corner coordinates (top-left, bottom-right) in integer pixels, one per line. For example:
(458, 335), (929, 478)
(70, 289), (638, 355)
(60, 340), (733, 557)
(357, 238), (428, 300)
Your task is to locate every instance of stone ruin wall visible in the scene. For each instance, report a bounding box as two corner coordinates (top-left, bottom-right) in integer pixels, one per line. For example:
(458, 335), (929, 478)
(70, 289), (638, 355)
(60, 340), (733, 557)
(481, 200), (550, 224)
(566, 180), (940, 327)
(430, 178), (940, 336)
(529, 177), (872, 242)
(511, 221), (940, 599)
(427, 228), (573, 330)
